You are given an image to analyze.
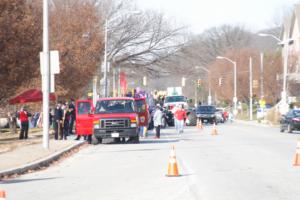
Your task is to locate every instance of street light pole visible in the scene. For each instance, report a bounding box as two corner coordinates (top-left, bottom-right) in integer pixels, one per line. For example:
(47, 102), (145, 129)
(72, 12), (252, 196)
(217, 56), (237, 114)
(42, 0), (50, 149)
(260, 53), (264, 99)
(103, 19), (108, 97)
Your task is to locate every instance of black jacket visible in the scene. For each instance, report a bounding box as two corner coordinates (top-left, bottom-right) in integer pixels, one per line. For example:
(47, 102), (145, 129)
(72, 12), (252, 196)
(54, 108), (63, 121)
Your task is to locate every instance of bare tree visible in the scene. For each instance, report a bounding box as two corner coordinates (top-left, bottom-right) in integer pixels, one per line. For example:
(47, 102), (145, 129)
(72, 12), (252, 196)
(94, 0), (187, 75)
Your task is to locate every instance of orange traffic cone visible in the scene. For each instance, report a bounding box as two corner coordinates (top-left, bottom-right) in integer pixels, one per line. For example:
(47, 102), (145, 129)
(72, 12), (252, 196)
(0, 190), (6, 200)
(197, 119), (203, 130)
(211, 123), (218, 135)
(166, 146), (180, 177)
(293, 139), (300, 166)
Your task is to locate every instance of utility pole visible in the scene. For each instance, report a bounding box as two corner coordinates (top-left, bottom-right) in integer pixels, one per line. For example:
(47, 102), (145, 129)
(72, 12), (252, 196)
(118, 67), (121, 96)
(42, 0), (50, 149)
(249, 57), (253, 120)
(260, 53), (264, 99)
(93, 77), (97, 106)
(113, 66), (116, 97)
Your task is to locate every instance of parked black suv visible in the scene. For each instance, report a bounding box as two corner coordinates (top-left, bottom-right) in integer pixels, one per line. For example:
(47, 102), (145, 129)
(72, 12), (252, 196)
(280, 109), (300, 133)
(196, 105), (217, 124)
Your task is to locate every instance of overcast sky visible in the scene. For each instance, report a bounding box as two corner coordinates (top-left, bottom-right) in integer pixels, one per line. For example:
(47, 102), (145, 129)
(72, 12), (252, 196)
(135, 0), (298, 33)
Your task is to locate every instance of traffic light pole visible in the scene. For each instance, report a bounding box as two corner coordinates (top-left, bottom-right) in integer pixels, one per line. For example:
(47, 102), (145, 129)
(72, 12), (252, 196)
(249, 57), (253, 120)
(233, 61), (237, 115)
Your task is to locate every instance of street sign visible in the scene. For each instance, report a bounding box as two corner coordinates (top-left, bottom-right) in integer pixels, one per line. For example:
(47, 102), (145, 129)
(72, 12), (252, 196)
(143, 76), (147, 86)
(40, 50), (60, 75)
(40, 51), (60, 92)
(218, 77), (223, 86)
(182, 77), (186, 87)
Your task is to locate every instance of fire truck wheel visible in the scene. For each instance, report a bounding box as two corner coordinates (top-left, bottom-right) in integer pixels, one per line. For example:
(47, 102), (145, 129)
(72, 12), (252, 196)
(130, 135), (139, 143)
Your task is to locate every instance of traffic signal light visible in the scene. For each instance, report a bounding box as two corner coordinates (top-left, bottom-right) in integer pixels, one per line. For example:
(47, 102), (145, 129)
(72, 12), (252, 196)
(197, 79), (202, 87)
(218, 77), (223, 86)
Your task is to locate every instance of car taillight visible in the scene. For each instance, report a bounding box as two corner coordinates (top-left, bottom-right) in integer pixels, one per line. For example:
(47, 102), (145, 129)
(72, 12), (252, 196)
(292, 118), (300, 122)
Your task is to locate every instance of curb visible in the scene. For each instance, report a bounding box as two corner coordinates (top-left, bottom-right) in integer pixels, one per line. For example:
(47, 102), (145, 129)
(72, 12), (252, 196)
(0, 141), (85, 179)
(236, 120), (279, 128)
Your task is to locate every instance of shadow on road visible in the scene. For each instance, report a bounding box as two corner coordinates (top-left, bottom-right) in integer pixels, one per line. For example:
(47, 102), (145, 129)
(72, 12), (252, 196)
(140, 139), (179, 144)
(0, 177), (61, 184)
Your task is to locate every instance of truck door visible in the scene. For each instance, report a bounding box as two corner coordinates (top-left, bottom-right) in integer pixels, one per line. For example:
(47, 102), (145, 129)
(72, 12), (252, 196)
(75, 100), (93, 135)
(135, 98), (149, 127)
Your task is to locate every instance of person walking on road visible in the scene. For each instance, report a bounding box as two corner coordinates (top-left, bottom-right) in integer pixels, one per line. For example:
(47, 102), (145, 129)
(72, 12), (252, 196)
(17, 106), (31, 139)
(172, 105), (180, 133)
(174, 105), (187, 134)
(153, 104), (163, 139)
(54, 102), (63, 140)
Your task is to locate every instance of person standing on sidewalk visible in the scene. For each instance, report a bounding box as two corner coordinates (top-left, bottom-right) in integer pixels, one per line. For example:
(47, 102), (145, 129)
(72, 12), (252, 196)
(153, 104), (163, 139)
(17, 106), (31, 139)
(68, 98), (76, 135)
(54, 102), (63, 140)
(63, 106), (72, 140)
(174, 105), (187, 134)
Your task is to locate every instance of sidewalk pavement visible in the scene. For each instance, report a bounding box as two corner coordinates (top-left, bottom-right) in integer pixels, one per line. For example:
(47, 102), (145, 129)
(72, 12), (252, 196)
(0, 133), (85, 179)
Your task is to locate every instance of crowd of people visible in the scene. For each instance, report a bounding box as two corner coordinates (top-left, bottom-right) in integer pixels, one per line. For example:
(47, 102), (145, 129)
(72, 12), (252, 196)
(13, 92), (189, 142)
(13, 99), (76, 141)
(152, 104), (187, 138)
(51, 99), (76, 140)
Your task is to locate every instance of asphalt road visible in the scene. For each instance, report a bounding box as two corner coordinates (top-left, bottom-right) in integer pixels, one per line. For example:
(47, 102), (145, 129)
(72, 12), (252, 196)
(1, 122), (300, 200)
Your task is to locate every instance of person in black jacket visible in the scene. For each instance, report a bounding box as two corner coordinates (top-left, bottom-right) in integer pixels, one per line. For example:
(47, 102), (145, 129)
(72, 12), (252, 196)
(54, 102), (63, 140)
(68, 99), (75, 135)
(63, 106), (72, 140)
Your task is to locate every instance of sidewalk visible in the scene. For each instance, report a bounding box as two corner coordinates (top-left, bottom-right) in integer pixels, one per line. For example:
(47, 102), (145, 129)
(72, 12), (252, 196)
(0, 131), (85, 179)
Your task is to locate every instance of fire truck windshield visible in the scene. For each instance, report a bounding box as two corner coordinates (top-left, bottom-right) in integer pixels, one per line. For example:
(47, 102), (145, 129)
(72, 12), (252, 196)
(95, 100), (135, 114)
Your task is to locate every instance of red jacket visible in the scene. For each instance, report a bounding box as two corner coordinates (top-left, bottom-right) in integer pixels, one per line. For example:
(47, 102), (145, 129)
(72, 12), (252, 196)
(19, 111), (29, 122)
(174, 109), (186, 121)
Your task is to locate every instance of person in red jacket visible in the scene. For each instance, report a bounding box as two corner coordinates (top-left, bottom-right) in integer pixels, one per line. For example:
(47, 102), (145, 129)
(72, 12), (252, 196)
(17, 106), (31, 139)
(174, 105), (187, 134)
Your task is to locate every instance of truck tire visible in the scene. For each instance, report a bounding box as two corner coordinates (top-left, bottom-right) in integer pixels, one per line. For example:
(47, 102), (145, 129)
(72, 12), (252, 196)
(130, 135), (139, 143)
(288, 124), (293, 133)
(187, 112), (197, 126)
(161, 117), (167, 129)
(92, 135), (102, 145)
(280, 124), (285, 132)
(114, 138), (121, 143)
